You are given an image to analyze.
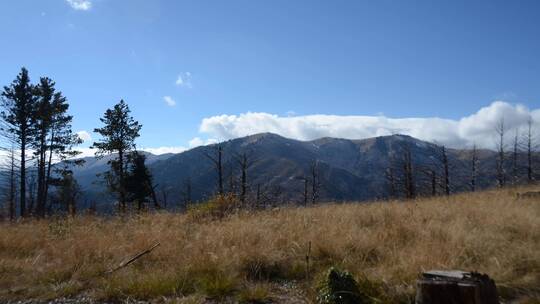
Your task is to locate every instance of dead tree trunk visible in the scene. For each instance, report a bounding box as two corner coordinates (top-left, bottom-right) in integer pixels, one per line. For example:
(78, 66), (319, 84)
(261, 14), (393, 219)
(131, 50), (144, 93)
(471, 144), (478, 192)
(204, 145), (224, 195)
(429, 169), (437, 196)
(495, 118), (506, 188)
(441, 146), (450, 196)
(8, 147), (17, 221)
(511, 129), (519, 184)
(416, 270), (499, 304)
(310, 160), (321, 204)
(525, 118), (534, 183)
(385, 167), (397, 198)
(403, 146), (416, 199)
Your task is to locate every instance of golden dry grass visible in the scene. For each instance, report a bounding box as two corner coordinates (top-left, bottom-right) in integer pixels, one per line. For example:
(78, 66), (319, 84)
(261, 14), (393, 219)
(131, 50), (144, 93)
(0, 187), (539, 303)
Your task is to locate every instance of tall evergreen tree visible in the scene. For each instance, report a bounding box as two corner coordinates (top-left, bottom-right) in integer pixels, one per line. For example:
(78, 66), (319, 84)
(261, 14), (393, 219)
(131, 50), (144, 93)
(29, 77), (82, 217)
(33, 77), (54, 216)
(42, 81), (82, 216)
(125, 152), (156, 212)
(1, 68), (38, 217)
(92, 100), (141, 213)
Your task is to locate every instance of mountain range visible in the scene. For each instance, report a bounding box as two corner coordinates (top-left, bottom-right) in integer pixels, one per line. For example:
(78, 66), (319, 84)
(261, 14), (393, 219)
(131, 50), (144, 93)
(68, 133), (524, 211)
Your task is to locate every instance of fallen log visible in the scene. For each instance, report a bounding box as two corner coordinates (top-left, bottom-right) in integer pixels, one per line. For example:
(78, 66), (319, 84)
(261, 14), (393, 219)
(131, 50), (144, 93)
(415, 270), (499, 304)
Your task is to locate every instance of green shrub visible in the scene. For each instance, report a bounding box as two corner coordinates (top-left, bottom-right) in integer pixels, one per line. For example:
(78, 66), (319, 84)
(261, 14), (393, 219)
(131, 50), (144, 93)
(187, 194), (239, 220)
(317, 267), (367, 304)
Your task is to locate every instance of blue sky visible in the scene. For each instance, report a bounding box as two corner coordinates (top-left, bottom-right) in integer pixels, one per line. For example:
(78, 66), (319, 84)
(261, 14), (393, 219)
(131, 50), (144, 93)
(1, 0), (539, 153)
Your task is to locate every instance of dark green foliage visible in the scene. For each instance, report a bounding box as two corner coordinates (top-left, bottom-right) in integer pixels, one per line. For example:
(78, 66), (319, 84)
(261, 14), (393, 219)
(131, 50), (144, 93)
(317, 267), (366, 304)
(1, 67), (38, 217)
(125, 152), (156, 211)
(1, 68), (82, 218)
(92, 100), (141, 212)
(33, 77), (82, 217)
(55, 171), (81, 216)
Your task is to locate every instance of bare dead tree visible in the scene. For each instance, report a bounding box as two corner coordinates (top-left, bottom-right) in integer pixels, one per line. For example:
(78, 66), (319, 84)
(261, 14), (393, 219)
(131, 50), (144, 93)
(1, 146), (19, 221)
(524, 117), (536, 183)
(158, 185), (172, 209)
(402, 145), (416, 199)
(8, 148), (18, 220)
(385, 143), (416, 199)
(301, 175), (309, 205)
(226, 161), (237, 195)
(511, 128), (520, 184)
(426, 169), (437, 196)
(294, 175), (310, 205)
(439, 145), (450, 196)
(179, 178), (192, 209)
(310, 160), (321, 204)
(255, 183), (261, 207)
(233, 150), (258, 205)
(471, 144), (478, 192)
(384, 167), (397, 198)
(495, 118), (506, 188)
(203, 144), (224, 195)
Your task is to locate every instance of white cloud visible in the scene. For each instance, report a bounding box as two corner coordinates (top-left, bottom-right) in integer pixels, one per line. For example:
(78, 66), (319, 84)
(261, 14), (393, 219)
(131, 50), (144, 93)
(76, 130), (92, 142)
(65, 0), (92, 10)
(75, 147), (188, 158)
(198, 101), (540, 149)
(142, 146), (187, 155)
(163, 96), (176, 107)
(175, 72), (192, 88)
(189, 137), (204, 148)
(188, 137), (218, 148)
(75, 147), (96, 158)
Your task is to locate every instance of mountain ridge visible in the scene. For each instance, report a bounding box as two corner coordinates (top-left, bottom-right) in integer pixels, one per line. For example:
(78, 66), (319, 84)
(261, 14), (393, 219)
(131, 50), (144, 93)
(67, 132), (524, 212)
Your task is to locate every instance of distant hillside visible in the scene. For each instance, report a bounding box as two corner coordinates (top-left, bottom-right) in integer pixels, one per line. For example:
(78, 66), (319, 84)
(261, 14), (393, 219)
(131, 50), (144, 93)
(68, 133), (535, 210)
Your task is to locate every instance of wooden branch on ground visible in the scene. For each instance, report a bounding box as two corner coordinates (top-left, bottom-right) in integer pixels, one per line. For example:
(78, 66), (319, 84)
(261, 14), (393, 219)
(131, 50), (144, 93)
(105, 242), (160, 274)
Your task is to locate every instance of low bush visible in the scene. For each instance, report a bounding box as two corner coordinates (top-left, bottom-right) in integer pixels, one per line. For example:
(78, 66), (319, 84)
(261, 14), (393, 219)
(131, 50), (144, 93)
(317, 267), (367, 304)
(187, 194), (239, 220)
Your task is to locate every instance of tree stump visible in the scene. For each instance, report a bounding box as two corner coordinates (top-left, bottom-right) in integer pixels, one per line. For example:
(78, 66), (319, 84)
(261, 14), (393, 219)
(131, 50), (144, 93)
(415, 270), (499, 304)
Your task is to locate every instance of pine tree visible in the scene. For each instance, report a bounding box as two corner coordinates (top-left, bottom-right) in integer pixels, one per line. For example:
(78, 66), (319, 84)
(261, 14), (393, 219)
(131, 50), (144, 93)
(42, 83), (82, 214)
(1, 68), (38, 217)
(56, 171), (81, 216)
(33, 77), (54, 216)
(31, 77), (82, 217)
(125, 152), (156, 212)
(92, 100), (141, 213)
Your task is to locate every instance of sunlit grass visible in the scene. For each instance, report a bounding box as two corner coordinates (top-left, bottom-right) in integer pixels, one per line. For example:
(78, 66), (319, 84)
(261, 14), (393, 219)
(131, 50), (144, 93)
(0, 186), (539, 302)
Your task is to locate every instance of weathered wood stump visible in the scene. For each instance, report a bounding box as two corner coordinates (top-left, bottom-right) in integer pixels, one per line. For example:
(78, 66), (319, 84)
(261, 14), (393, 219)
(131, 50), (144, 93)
(415, 270), (499, 304)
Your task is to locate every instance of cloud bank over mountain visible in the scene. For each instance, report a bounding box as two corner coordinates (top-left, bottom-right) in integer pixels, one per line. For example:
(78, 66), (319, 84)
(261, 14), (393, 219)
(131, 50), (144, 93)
(198, 101), (540, 149)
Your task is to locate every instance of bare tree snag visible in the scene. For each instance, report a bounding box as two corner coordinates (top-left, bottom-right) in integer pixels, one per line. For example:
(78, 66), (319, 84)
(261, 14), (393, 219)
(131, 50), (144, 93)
(203, 144), (224, 195)
(415, 270), (499, 304)
(495, 118), (506, 188)
(471, 144), (478, 192)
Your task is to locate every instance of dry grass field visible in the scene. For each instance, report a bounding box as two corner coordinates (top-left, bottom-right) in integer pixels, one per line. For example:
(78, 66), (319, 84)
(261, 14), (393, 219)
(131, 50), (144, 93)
(1, 187), (539, 303)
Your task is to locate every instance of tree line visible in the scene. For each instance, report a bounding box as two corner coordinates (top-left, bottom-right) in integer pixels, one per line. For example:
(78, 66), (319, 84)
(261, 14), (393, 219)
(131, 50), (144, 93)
(0, 68), (158, 220)
(384, 118), (538, 200)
